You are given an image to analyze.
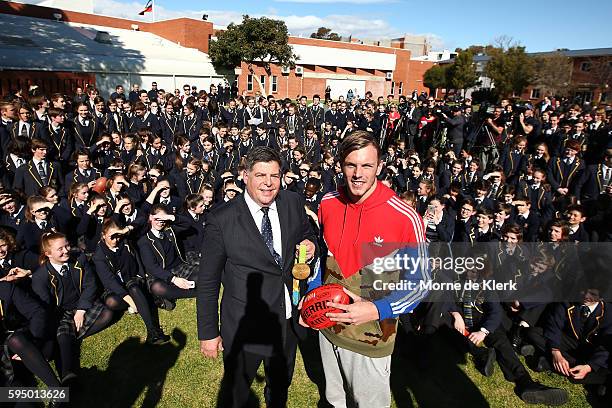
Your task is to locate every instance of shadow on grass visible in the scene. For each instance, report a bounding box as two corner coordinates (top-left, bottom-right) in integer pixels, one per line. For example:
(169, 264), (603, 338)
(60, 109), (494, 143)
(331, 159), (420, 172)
(70, 328), (187, 408)
(391, 327), (489, 408)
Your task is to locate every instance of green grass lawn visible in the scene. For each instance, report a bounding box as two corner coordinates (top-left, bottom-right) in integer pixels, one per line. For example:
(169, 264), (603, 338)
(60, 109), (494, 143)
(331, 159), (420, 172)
(71, 299), (604, 407)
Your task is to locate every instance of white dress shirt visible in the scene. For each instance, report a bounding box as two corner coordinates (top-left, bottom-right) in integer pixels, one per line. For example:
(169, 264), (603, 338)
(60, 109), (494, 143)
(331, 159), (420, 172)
(244, 191), (291, 319)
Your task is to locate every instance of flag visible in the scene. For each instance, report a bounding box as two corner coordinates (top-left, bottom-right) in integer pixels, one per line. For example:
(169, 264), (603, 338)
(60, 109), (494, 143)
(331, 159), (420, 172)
(139, 0), (153, 15)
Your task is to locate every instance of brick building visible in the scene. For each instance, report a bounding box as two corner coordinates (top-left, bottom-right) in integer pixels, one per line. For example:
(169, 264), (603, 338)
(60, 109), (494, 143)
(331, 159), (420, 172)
(0, 0), (434, 100)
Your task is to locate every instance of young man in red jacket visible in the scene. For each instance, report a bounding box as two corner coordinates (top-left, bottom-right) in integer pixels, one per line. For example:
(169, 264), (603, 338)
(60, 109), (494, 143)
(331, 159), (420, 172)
(303, 130), (429, 407)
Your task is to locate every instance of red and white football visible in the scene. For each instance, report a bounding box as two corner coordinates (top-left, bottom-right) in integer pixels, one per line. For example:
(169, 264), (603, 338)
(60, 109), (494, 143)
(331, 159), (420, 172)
(300, 284), (351, 330)
(91, 177), (108, 194)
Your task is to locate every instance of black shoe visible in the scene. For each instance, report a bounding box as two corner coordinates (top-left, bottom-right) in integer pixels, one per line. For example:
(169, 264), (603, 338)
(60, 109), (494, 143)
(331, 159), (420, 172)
(61, 371), (78, 386)
(518, 381), (568, 405)
(520, 344), (535, 356)
(475, 348), (496, 377)
(510, 325), (523, 349)
(146, 329), (171, 345)
(534, 355), (552, 373)
(154, 296), (176, 311)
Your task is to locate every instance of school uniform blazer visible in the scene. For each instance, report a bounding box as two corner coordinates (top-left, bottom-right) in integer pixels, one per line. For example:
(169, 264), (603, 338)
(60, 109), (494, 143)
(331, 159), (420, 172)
(0, 281), (48, 339)
(544, 301), (612, 370)
(32, 256), (98, 311)
(16, 217), (61, 253)
(64, 168), (101, 191)
(13, 160), (62, 196)
(136, 225), (188, 282)
(38, 124), (74, 163)
(547, 156), (585, 195)
(93, 243), (140, 298)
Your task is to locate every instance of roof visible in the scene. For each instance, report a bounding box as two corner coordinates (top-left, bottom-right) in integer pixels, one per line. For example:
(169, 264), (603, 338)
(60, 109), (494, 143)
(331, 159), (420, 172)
(0, 13), (220, 77)
(291, 43), (396, 71)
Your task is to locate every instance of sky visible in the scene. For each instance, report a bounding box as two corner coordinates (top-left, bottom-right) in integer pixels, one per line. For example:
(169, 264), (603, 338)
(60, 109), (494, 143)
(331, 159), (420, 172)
(33, 0), (612, 52)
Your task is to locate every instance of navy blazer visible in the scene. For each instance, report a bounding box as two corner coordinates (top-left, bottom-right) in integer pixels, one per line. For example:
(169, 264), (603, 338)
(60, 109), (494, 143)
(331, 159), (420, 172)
(0, 281), (49, 340)
(13, 160), (62, 196)
(544, 302), (612, 370)
(93, 242), (141, 298)
(32, 255), (98, 311)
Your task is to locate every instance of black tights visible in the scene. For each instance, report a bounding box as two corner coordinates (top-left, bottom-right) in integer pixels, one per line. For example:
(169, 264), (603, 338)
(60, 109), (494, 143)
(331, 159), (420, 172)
(56, 307), (117, 378)
(150, 280), (195, 300)
(7, 332), (60, 387)
(105, 285), (161, 333)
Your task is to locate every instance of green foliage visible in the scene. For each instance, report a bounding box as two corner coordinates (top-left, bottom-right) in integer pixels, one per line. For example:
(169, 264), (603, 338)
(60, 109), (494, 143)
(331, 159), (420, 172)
(423, 64), (449, 93)
(532, 52), (573, 97)
(485, 45), (534, 97)
(209, 15), (296, 72)
(310, 27), (341, 41)
(446, 50), (479, 92)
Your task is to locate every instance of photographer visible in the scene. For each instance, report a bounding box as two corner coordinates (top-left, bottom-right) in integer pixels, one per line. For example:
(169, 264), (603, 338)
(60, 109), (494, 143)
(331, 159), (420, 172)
(441, 106), (466, 156)
(478, 106), (506, 171)
(514, 105), (541, 143)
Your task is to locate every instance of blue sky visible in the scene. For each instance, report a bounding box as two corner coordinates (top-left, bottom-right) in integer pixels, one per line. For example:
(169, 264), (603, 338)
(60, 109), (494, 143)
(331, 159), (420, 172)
(88, 0), (611, 52)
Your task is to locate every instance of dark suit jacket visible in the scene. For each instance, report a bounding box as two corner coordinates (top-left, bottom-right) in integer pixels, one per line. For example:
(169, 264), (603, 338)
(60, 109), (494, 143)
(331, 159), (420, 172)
(197, 191), (317, 356)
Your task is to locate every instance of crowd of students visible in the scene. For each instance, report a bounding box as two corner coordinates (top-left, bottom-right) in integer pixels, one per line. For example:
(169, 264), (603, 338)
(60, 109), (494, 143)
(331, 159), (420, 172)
(0, 82), (610, 405)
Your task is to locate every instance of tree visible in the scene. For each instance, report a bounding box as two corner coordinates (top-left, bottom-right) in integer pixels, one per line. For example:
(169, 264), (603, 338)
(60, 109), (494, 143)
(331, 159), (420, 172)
(423, 65), (449, 96)
(485, 44), (534, 97)
(532, 51), (572, 98)
(446, 50), (479, 95)
(208, 15), (297, 95)
(310, 27), (341, 41)
(585, 56), (612, 103)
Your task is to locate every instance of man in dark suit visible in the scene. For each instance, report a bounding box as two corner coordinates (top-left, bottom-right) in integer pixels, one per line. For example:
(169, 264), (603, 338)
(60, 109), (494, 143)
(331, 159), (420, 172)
(197, 147), (317, 408)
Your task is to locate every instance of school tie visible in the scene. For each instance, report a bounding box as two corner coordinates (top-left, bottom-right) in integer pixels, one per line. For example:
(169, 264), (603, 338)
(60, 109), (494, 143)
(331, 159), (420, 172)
(462, 289), (473, 329)
(37, 162), (48, 185)
(580, 304), (591, 320)
(15, 158), (24, 168)
(260, 207), (282, 265)
(40, 220), (48, 230)
(60, 264), (69, 277)
(158, 230), (166, 241)
(20, 123), (28, 138)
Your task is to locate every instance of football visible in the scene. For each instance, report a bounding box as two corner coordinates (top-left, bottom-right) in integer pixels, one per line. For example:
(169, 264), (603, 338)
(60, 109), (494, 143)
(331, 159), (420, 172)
(300, 284), (351, 330)
(91, 177), (108, 194)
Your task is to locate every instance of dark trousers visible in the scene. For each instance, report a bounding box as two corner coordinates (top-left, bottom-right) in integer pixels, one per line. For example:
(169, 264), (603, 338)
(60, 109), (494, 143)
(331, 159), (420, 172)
(220, 322), (298, 408)
(524, 327), (609, 384)
(450, 327), (530, 383)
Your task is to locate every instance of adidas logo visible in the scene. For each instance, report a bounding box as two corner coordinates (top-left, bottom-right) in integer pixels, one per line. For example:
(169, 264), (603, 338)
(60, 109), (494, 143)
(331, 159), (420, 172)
(374, 236), (384, 247)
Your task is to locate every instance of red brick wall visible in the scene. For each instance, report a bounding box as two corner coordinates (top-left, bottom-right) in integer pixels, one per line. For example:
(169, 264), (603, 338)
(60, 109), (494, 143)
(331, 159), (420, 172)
(0, 70), (95, 97)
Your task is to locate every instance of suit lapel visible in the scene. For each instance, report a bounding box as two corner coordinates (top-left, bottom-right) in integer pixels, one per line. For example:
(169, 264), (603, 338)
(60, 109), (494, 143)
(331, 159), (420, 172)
(276, 193), (291, 271)
(237, 194), (279, 268)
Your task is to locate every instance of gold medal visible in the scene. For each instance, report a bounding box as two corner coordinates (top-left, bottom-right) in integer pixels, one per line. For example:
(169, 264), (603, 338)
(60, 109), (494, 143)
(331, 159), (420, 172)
(292, 244), (310, 280)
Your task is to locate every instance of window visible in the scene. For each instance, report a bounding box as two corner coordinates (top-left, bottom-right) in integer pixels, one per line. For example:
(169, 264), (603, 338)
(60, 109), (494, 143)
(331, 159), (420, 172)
(398, 82), (403, 95)
(260, 75), (266, 92)
(247, 75), (253, 92)
(391, 81), (395, 95)
(530, 88), (541, 99)
(580, 62), (591, 72)
(271, 76), (278, 93)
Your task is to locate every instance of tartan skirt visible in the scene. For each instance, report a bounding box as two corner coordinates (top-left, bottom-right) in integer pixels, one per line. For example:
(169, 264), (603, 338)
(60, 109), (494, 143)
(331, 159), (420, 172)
(146, 252), (201, 289)
(56, 300), (106, 340)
